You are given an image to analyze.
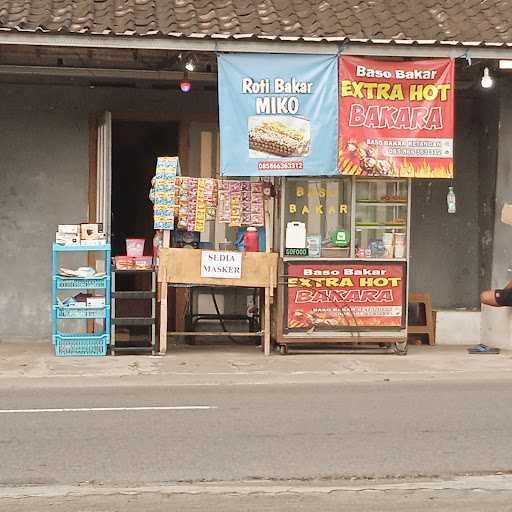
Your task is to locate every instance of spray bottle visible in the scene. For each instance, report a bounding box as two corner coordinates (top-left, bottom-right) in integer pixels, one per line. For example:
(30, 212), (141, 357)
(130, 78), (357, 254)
(447, 186), (456, 214)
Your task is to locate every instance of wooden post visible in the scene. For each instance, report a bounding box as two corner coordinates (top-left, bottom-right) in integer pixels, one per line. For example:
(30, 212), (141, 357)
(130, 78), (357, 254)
(159, 275), (168, 355)
(264, 201), (271, 253)
(264, 285), (271, 356)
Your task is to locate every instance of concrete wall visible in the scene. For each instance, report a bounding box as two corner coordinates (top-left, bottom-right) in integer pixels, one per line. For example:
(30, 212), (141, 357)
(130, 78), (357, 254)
(481, 80), (512, 348)
(409, 95), (483, 310)
(0, 83), (217, 338)
(0, 83), (498, 340)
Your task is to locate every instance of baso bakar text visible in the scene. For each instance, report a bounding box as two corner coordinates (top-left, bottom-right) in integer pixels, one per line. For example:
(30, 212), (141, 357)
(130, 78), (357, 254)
(288, 268), (402, 304)
(341, 72), (451, 131)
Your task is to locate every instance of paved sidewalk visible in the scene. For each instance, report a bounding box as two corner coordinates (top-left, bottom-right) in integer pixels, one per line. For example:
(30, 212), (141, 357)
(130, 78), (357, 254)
(0, 339), (511, 387)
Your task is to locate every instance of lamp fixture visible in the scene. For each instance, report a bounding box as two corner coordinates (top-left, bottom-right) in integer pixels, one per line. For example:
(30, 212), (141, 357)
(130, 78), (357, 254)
(499, 60), (512, 70)
(481, 67), (494, 88)
(180, 73), (192, 93)
(185, 56), (196, 72)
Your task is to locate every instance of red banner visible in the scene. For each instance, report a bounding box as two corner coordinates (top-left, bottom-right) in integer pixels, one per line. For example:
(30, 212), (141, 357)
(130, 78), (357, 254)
(338, 57), (454, 178)
(286, 261), (405, 330)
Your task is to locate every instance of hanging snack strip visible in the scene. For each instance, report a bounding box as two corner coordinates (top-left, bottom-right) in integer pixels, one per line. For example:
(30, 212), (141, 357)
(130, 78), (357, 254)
(205, 178), (218, 221)
(177, 176), (190, 230)
(250, 181), (265, 227)
(240, 181), (252, 226)
(218, 180), (231, 224)
(229, 181), (242, 227)
(194, 178), (207, 232)
(186, 178), (199, 232)
(154, 173), (266, 232)
(153, 157), (178, 230)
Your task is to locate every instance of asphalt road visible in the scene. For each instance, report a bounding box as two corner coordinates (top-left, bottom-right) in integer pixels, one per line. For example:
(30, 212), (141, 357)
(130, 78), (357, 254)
(2, 381), (512, 509)
(1, 381), (512, 483)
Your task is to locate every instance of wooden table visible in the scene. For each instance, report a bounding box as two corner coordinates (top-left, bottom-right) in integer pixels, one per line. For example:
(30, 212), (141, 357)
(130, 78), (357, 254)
(158, 248), (279, 355)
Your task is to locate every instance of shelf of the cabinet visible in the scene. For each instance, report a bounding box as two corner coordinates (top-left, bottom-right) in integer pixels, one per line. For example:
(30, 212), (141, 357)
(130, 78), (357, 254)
(355, 224), (407, 230)
(113, 268), (154, 274)
(54, 305), (109, 319)
(112, 317), (155, 326)
(355, 178), (407, 183)
(54, 275), (110, 289)
(356, 201), (407, 206)
(53, 243), (111, 252)
(112, 291), (156, 299)
(53, 333), (109, 357)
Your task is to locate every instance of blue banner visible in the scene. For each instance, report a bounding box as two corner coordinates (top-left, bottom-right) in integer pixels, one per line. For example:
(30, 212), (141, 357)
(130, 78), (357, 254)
(218, 53), (338, 176)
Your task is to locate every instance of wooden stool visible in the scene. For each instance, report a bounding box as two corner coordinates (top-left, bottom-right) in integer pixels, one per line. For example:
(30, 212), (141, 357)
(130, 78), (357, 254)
(408, 293), (435, 345)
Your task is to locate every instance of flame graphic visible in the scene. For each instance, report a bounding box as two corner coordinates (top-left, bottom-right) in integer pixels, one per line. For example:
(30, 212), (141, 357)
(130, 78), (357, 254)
(338, 139), (453, 178)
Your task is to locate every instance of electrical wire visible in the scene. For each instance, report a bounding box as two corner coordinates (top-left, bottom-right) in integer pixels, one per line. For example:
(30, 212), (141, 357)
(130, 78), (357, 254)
(210, 289), (259, 345)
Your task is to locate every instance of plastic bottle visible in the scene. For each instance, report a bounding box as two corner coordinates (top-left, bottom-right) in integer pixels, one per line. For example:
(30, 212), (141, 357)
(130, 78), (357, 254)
(447, 186), (456, 214)
(243, 227), (259, 252)
(152, 230), (163, 266)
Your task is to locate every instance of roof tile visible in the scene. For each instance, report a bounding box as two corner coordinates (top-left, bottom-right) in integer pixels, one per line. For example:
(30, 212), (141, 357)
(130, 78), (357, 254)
(0, 0), (510, 46)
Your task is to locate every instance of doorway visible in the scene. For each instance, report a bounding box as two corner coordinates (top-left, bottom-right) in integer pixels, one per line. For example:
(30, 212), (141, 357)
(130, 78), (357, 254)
(111, 120), (179, 256)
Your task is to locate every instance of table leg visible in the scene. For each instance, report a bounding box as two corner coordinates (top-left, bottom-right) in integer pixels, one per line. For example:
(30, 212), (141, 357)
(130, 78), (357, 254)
(159, 282), (168, 355)
(264, 286), (271, 356)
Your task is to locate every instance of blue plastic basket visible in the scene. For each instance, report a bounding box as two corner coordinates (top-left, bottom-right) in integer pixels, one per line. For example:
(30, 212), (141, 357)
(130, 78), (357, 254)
(55, 306), (108, 319)
(56, 276), (109, 290)
(53, 333), (108, 356)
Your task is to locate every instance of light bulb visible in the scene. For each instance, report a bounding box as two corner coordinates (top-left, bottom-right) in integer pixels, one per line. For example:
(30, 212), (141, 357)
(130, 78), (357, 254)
(481, 67), (494, 88)
(180, 79), (192, 93)
(185, 59), (195, 72)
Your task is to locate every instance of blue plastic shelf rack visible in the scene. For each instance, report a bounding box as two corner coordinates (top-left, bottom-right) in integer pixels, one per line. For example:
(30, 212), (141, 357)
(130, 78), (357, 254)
(51, 243), (111, 357)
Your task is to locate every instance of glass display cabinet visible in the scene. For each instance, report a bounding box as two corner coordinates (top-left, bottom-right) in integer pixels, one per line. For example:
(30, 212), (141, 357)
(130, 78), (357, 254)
(276, 177), (411, 355)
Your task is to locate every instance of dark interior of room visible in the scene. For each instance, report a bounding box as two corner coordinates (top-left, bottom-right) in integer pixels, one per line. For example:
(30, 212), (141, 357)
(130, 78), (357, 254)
(111, 120), (179, 257)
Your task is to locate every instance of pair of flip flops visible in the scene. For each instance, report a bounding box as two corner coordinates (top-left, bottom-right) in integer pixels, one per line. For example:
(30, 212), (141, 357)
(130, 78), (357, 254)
(467, 344), (500, 354)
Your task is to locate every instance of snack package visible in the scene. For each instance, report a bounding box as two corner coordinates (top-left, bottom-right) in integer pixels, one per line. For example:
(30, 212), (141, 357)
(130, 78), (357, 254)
(250, 181), (265, 227)
(194, 178), (207, 232)
(218, 180), (231, 224)
(153, 156), (180, 230)
(229, 181), (242, 227)
(177, 176), (190, 230)
(187, 177), (199, 232)
(240, 181), (252, 226)
(205, 178), (218, 221)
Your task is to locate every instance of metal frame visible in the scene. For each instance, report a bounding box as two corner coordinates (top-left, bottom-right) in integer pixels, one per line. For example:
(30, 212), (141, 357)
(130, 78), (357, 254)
(1, 32), (512, 59)
(276, 177), (411, 351)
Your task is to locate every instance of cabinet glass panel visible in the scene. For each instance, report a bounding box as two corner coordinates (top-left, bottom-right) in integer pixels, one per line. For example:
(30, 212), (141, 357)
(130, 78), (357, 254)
(283, 178), (352, 258)
(355, 179), (408, 259)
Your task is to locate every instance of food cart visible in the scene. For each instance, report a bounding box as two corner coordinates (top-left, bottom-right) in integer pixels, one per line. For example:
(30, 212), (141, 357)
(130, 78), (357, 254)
(274, 176), (410, 355)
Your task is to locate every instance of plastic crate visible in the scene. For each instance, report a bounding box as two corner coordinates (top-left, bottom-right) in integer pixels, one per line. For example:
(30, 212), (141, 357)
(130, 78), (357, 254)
(53, 333), (108, 356)
(56, 276), (109, 290)
(56, 306), (108, 319)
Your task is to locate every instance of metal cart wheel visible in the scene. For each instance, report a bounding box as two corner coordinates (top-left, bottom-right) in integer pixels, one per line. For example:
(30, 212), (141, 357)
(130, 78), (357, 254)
(394, 340), (408, 356)
(278, 344), (288, 355)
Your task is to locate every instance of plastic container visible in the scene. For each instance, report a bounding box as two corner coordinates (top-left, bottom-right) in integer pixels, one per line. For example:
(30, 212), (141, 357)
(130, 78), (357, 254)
(56, 306), (108, 319)
(243, 227), (259, 252)
(394, 245), (405, 258)
(126, 238), (145, 257)
(447, 186), (456, 214)
(53, 333), (108, 356)
(56, 276), (108, 289)
(133, 256), (153, 270)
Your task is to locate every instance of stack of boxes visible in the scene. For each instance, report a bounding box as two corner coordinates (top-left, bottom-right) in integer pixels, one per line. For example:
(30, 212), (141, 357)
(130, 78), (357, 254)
(55, 223), (107, 246)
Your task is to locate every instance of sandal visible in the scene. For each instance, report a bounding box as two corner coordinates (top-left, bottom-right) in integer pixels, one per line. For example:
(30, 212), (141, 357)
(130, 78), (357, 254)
(468, 344), (500, 354)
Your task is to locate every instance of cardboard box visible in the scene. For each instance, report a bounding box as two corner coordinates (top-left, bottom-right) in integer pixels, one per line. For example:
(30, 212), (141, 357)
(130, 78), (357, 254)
(80, 223), (104, 240)
(58, 224), (80, 235)
(87, 296), (105, 307)
(56, 233), (80, 245)
(81, 238), (107, 246)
